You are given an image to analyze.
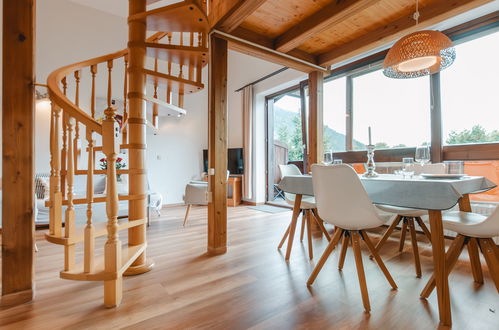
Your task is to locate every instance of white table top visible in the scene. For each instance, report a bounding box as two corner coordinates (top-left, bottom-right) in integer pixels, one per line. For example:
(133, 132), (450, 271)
(278, 174), (496, 211)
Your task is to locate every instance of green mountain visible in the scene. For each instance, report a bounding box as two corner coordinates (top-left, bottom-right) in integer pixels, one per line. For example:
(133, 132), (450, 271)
(273, 106), (364, 155)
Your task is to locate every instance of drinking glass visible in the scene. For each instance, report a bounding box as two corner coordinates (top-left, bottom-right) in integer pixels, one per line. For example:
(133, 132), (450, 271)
(415, 146), (430, 166)
(333, 159), (343, 165)
(323, 151), (333, 165)
(402, 157), (414, 178)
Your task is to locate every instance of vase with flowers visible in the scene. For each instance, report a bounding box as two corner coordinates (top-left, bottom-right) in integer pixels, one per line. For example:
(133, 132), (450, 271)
(100, 157), (126, 182)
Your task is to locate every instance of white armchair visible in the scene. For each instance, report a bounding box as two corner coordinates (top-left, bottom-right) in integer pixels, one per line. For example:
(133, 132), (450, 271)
(182, 171), (229, 226)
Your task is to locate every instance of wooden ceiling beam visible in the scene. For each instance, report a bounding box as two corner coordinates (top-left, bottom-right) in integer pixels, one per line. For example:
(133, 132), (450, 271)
(275, 0), (381, 53)
(318, 0), (494, 67)
(213, 31), (329, 73)
(231, 27), (318, 64)
(209, 0), (268, 32)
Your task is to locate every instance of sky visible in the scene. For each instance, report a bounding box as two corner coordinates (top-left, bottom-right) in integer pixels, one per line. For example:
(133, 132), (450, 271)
(275, 30), (499, 150)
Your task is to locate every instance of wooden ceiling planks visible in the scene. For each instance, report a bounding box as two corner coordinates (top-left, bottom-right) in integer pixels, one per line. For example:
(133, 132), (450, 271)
(297, 0), (421, 55)
(209, 0), (494, 71)
(239, 0), (333, 38)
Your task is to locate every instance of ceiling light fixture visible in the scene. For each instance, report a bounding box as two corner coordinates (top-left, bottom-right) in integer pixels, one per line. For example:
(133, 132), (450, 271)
(383, 0), (456, 78)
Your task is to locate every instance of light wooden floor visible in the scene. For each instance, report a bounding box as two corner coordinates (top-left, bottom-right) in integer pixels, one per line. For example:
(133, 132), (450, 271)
(1, 205), (498, 329)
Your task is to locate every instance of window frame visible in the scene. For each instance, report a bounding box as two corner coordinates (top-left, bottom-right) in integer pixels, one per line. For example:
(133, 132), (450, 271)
(324, 13), (499, 163)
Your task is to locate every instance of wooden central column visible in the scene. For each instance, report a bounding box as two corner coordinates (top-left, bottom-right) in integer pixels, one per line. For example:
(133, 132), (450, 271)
(307, 71), (324, 172)
(207, 34), (228, 255)
(1, 0), (36, 307)
(124, 0), (153, 275)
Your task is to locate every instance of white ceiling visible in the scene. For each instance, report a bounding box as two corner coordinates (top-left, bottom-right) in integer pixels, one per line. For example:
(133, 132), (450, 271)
(68, 0), (180, 18)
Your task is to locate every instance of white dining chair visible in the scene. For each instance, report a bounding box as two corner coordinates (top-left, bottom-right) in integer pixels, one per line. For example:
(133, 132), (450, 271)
(421, 207), (499, 297)
(277, 164), (330, 260)
(373, 162), (446, 278)
(308, 164), (397, 313)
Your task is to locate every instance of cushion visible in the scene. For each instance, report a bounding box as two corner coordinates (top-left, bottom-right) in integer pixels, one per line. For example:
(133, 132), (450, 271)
(35, 176), (50, 199)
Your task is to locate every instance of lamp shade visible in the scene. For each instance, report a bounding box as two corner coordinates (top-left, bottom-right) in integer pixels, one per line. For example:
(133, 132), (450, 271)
(383, 30), (455, 78)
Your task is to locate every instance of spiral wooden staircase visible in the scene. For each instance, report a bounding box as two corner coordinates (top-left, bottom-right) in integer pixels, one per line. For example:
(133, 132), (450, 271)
(45, 0), (209, 307)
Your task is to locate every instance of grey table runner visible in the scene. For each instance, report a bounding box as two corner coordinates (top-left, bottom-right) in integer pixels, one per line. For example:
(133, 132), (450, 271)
(278, 174), (496, 211)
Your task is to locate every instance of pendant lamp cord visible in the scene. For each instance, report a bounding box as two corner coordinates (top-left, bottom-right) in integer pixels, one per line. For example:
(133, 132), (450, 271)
(413, 0), (420, 25)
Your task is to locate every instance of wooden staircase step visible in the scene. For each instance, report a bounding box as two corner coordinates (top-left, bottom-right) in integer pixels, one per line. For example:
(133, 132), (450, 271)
(129, 1), (208, 33)
(143, 94), (186, 117)
(142, 68), (204, 94)
(45, 218), (146, 246)
(60, 243), (147, 281)
(144, 42), (208, 67)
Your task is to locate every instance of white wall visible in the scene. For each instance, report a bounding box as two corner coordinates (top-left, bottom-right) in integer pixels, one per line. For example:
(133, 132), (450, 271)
(147, 51), (298, 204)
(35, 0), (128, 173)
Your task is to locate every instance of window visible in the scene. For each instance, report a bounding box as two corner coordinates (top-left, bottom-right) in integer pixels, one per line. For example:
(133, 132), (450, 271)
(352, 69), (431, 150)
(441, 31), (499, 145)
(323, 77), (347, 152)
(272, 90), (304, 161)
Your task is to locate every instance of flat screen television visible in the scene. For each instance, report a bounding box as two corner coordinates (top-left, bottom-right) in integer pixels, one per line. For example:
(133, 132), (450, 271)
(203, 148), (244, 175)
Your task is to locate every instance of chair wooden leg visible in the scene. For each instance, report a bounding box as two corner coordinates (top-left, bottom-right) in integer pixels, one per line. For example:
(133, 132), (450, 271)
(373, 215), (402, 257)
(399, 218), (408, 252)
(415, 217), (432, 242)
(311, 209), (331, 241)
(338, 233), (350, 270)
(361, 231), (397, 289)
(182, 204), (191, 227)
(305, 210), (314, 259)
(285, 195), (302, 261)
(351, 231), (370, 313)
(300, 210), (306, 242)
(278, 224), (291, 249)
(467, 237), (484, 284)
(421, 234), (466, 298)
(478, 238), (499, 293)
(307, 229), (343, 286)
(408, 219), (422, 278)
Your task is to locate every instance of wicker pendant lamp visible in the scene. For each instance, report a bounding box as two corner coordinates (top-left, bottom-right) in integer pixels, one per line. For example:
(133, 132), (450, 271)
(383, 0), (455, 78)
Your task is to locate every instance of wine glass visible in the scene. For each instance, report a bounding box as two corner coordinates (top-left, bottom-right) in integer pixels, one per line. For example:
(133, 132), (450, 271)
(415, 146), (430, 166)
(323, 151), (333, 165)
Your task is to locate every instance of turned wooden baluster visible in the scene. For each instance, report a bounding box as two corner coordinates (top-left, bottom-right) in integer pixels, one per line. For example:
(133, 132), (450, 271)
(178, 93), (184, 108)
(196, 33), (203, 84)
(102, 105), (123, 307)
(122, 54), (129, 144)
(74, 70), (81, 171)
(188, 32), (194, 81)
(61, 77), (68, 197)
(64, 118), (76, 271)
(84, 129), (95, 273)
(180, 32), (184, 46)
(153, 55), (159, 129)
(49, 104), (63, 236)
(167, 32), (172, 45)
(90, 64), (97, 119)
(166, 86), (172, 104)
(107, 59), (113, 108)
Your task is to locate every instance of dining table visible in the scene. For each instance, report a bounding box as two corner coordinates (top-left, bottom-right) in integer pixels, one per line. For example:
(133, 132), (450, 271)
(278, 173), (496, 327)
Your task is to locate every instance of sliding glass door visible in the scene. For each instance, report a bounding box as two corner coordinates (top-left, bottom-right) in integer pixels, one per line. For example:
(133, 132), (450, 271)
(266, 87), (308, 204)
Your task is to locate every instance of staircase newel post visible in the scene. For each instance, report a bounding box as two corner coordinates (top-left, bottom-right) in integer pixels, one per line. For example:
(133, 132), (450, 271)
(124, 0), (154, 276)
(102, 105), (123, 308)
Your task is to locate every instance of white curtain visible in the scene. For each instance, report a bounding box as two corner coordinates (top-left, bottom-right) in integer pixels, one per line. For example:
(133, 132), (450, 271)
(242, 85), (253, 200)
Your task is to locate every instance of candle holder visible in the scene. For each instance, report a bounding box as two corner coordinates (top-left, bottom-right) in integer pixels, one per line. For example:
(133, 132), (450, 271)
(363, 144), (378, 178)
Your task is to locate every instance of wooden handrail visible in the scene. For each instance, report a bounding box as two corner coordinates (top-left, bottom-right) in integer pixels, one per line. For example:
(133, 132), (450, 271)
(46, 33), (167, 136)
(47, 49), (127, 135)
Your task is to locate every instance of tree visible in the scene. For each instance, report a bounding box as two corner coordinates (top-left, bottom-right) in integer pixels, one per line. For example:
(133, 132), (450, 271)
(375, 142), (389, 149)
(446, 125), (499, 144)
